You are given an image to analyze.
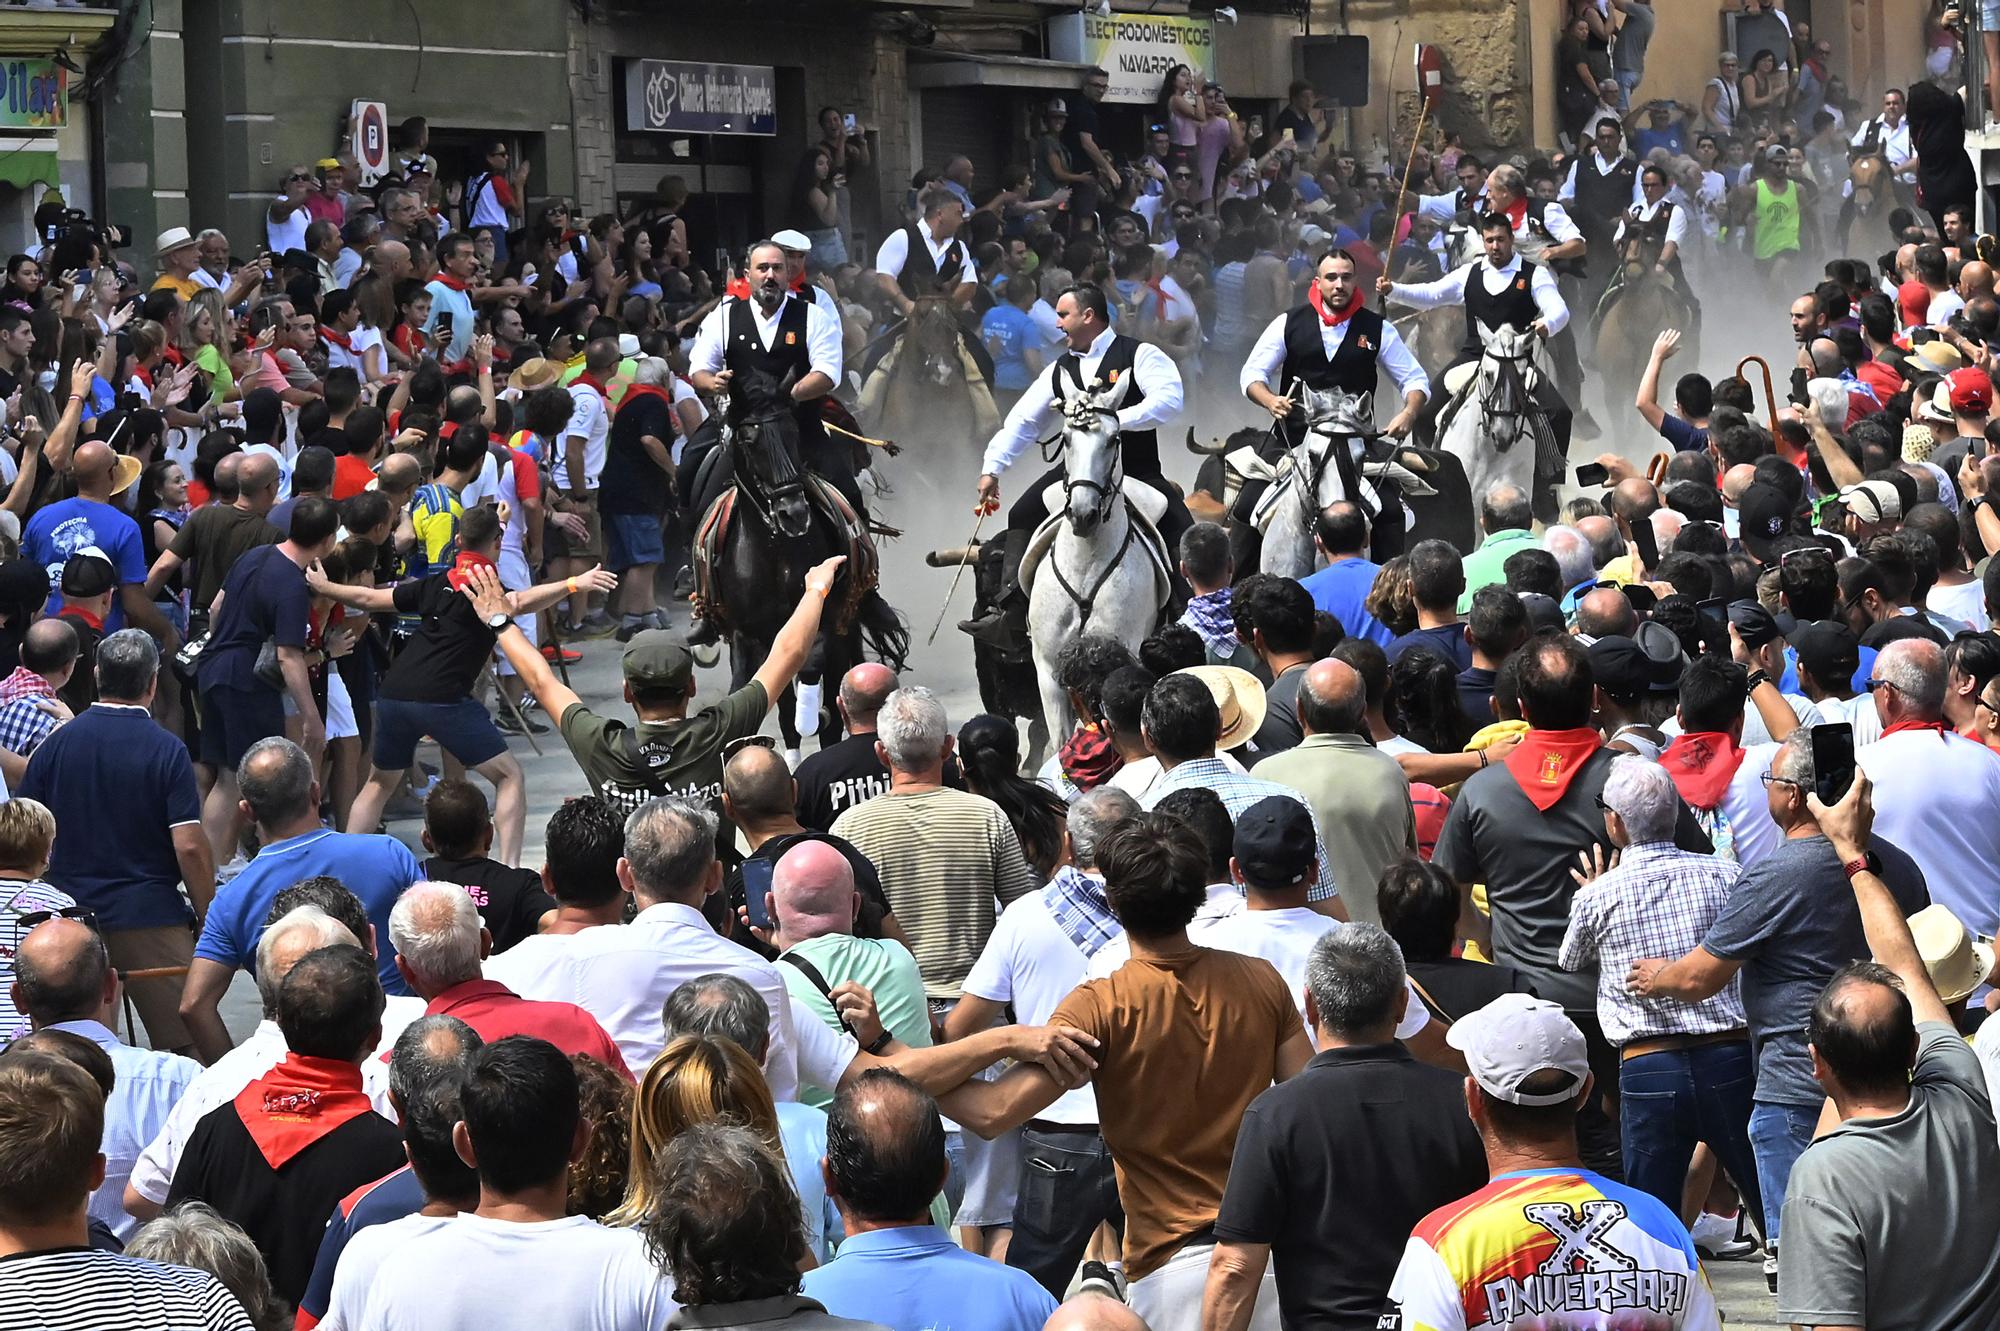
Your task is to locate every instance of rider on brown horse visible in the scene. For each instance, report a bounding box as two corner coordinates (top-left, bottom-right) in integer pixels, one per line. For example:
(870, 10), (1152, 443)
(1596, 162), (1699, 332)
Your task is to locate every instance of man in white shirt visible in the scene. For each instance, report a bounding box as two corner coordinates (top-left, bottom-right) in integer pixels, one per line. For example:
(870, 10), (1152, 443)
(1851, 87), (1916, 189)
(541, 340), (616, 633)
(959, 282), (1188, 646)
(944, 787), (1139, 1297)
(1857, 638), (2000, 941)
(873, 184), (978, 315)
(359, 1037), (677, 1331)
(14, 918), (200, 1241)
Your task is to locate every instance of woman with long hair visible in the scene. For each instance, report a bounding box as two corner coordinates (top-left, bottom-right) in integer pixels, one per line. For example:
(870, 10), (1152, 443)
(792, 145), (846, 269)
(568, 1053), (636, 1221)
(179, 289), (239, 408)
(0, 254), (44, 313)
(1385, 651), (1474, 755)
(956, 713), (1070, 878)
(608, 1035), (834, 1262)
(135, 456), (191, 634)
(620, 230), (663, 301)
(1158, 63), (1205, 167)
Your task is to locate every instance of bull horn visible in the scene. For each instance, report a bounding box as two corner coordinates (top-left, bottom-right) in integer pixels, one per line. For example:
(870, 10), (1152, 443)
(1185, 428), (1229, 456)
(926, 544), (984, 567)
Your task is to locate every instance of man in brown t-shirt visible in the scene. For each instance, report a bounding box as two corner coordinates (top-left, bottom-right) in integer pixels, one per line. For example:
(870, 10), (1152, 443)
(942, 811), (1309, 1331)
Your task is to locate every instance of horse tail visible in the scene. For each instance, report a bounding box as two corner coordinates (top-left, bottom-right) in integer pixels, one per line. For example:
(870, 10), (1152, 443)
(855, 588), (911, 671)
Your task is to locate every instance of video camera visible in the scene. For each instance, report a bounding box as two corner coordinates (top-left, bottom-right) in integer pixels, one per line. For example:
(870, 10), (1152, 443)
(34, 201), (132, 251)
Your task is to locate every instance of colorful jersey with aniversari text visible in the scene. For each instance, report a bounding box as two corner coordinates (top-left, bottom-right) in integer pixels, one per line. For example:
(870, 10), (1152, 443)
(1380, 1167), (1722, 1331)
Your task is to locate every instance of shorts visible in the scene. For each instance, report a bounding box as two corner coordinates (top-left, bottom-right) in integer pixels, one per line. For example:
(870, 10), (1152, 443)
(324, 669), (358, 741)
(545, 494), (601, 562)
(932, 996), (1020, 1227)
(605, 511), (666, 571)
(199, 682), (285, 770)
(372, 695), (508, 771)
(1986, 0), (2000, 30)
(495, 550), (540, 678)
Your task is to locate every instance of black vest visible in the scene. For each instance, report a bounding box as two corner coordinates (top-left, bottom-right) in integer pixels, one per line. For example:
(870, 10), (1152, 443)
(1463, 260), (1542, 347)
(1574, 154), (1637, 226)
(896, 224), (967, 299)
(1050, 334), (1159, 478)
(723, 297), (825, 443)
(1280, 304), (1385, 394)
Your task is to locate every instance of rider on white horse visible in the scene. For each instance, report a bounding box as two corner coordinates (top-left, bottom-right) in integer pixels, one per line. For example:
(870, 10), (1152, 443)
(1238, 248), (1430, 560)
(960, 282), (1189, 647)
(1379, 212), (1575, 460)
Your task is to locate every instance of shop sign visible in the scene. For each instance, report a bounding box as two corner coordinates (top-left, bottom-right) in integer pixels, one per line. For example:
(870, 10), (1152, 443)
(623, 59), (776, 136)
(1046, 12), (1216, 105)
(0, 60), (65, 129)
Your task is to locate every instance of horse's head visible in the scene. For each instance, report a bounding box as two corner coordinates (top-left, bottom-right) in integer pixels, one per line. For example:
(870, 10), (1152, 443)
(1618, 226), (1656, 279)
(1060, 388), (1122, 536)
(1476, 323), (1541, 418)
(1850, 154), (1888, 214)
(907, 297), (961, 386)
(1298, 383), (1372, 439)
(729, 366), (812, 538)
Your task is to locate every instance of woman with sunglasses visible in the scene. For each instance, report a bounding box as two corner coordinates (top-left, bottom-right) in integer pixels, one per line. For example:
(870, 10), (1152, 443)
(0, 798), (76, 1043)
(265, 165), (313, 257)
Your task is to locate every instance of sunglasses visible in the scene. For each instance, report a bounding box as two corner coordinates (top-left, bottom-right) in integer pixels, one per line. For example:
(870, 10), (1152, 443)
(1864, 676), (1902, 693)
(11, 904), (97, 949)
(1977, 694), (2000, 717)
(1591, 794), (1614, 812)
(1759, 772), (1803, 789)
(287, 173), (312, 184)
(723, 734), (779, 759)
(1172, 172), (1194, 181)
(1780, 546), (1834, 567)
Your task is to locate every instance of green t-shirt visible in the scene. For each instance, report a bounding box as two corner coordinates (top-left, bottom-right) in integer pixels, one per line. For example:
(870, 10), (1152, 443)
(778, 933), (931, 1110)
(558, 681), (768, 818)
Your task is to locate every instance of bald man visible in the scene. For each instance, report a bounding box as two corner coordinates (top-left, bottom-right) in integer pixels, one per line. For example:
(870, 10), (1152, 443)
(1253, 659), (1415, 928)
(794, 663), (960, 830)
(23, 438), (176, 644)
(146, 450), (283, 614)
(14, 918), (201, 1239)
(1573, 585), (1637, 640)
(372, 238), (413, 283)
(723, 744), (904, 947)
(1043, 1296), (1148, 1331)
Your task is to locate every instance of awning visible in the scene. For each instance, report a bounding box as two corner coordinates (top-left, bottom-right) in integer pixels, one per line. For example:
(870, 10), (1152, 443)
(907, 50), (1097, 92)
(0, 148), (57, 191)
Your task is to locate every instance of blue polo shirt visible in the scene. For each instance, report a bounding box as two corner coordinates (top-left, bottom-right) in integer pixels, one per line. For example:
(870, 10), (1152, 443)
(801, 1225), (1057, 1331)
(296, 1165), (424, 1325)
(192, 828), (421, 995)
(1299, 556), (1393, 646)
(17, 704), (202, 931)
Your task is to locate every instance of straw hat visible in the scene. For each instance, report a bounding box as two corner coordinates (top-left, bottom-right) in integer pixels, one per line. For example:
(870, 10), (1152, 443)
(1911, 905), (1997, 1006)
(511, 357), (564, 390)
(154, 226), (197, 258)
(1902, 422), (1937, 465)
(1174, 665), (1268, 752)
(110, 453), (143, 497)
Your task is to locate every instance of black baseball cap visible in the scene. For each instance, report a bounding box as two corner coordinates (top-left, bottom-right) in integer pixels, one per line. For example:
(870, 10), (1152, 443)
(1728, 600), (1797, 650)
(1232, 795), (1317, 888)
(1792, 620), (1860, 684)
(622, 630), (695, 692)
(1736, 482), (1793, 561)
(59, 549), (115, 599)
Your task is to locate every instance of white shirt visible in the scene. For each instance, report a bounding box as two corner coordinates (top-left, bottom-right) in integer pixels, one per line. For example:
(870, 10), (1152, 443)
(504, 902), (802, 1098)
(688, 293), (843, 388)
(1028, 299), (1064, 350)
(1416, 188), (1478, 223)
(266, 202), (309, 256)
(1930, 289), (1968, 327)
(46, 1019), (199, 1241)
(360, 1213), (676, 1331)
(1617, 196), (1689, 250)
(241, 441), (293, 502)
(1929, 579), (1991, 632)
(873, 218), (980, 287)
(1852, 115), (1915, 170)
(961, 886), (1108, 1125)
(321, 1212), (455, 1331)
(127, 1020), (290, 1205)
(1086, 883), (1245, 977)
(1559, 152), (1633, 205)
(1714, 740), (1784, 868)
(1238, 308), (1429, 402)
(551, 382), (610, 492)
(1662, 695), (1822, 750)
(1387, 255), (1570, 336)
(789, 991), (860, 1097)
(1196, 907), (1432, 1042)
(1858, 730), (2000, 939)
(1812, 692), (1884, 747)
(981, 325), (1184, 477)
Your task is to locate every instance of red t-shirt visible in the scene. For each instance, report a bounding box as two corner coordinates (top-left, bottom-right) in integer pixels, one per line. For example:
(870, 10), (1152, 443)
(421, 979), (632, 1079)
(332, 453), (376, 502)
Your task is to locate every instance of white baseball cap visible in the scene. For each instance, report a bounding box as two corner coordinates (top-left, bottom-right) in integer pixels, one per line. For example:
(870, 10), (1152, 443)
(1447, 993), (1592, 1106)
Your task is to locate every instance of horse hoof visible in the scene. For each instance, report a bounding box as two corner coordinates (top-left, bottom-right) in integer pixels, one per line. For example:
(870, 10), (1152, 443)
(784, 748), (802, 770)
(691, 642), (722, 669)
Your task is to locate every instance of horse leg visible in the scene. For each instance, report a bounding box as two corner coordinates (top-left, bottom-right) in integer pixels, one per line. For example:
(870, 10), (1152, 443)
(774, 681), (802, 763)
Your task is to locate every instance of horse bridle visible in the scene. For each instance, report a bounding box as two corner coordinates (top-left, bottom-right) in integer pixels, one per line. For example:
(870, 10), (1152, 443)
(1049, 403), (1125, 529)
(1475, 339), (1540, 452)
(723, 392), (812, 538)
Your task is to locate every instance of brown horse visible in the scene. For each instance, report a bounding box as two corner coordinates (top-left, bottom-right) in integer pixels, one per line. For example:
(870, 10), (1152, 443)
(1838, 153), (1899, 250)
(1595, 225), (1698, 423)
(858, 295), (1000, 453)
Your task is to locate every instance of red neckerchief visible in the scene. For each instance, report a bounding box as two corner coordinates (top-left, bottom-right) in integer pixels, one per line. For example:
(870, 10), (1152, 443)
(1502, 727), (1603, 812)
(1659, 731), (1748, 810)
(160, 344), (185, 369)
(1307, 282), (1364, 328)
(1058, 723), (1123, 792)
(58, 607), (103, 632)
(232, 1053), (375, 1169)
(446, 550), (497, 593)
(574, 371), (612, 406)
(1882, 718), (1948, 739)
(134, 364), (155, 389)
(1143, 275), (1171, 321)
(431, 273), (470, 293)
(789, 272), (810, 294)
(320, 326), (353, 352)
(1501, 197), (1528, 230)
(726, 276), (752, 300)
(618, 383), (672, 412)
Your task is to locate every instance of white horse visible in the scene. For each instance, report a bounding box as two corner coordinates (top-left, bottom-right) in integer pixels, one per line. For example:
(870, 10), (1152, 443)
(1023, 391), (1170, 744)
(1435, 323), (1553, 523)
(1256, 385), (1379, 580)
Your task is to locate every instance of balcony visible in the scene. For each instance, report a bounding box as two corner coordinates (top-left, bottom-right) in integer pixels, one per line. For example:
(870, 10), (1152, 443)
(0, 3), (116, 57)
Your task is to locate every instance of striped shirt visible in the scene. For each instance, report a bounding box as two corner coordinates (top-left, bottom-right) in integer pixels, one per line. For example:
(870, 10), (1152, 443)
(0, 878), (77, 1042)
(831, 787), (1041, 998)
(0, 1248), (254, 1331)
(1142, 757), (1339, 903)
(1559, 840), (1747, 1045)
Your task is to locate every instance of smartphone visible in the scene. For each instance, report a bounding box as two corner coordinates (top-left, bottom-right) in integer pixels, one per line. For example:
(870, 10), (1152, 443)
(1630, 515), (1660, 569)
(434, 310), (455, 343)
(1619, 582), (1658, 613)
(739, 856), (775, 931)
(1696, 595), (1727, 644)
(1575, 461), (1610, 487)
(1810, 722), (1856, 805)
(69, 283), (84, 303)
(843, 113), (859, 134)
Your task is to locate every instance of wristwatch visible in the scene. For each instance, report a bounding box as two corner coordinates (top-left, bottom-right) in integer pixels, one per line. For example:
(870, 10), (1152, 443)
(484, 610), (510, 631)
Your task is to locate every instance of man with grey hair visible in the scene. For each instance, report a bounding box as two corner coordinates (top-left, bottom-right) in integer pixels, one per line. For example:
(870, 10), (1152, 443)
(1559, 756), (1760, 1228)
(1628, 728), (1929, 1264)
(13, 916), (200, 1240)
(180, 736), (423, 1062)
(1255, 659), (1415, 926)
(1458, 481), (1538, 611)
(1858, 636), (2000, 943)
(299, 1014), (485, 1331)
(124, 906), (372, 1223)
(945, 785), (1139, 1296)
(1541, 523), (1598, 597)
(1205, 924), (1485, 1331)
(387, 881), (627, 1075)
(17, 627), (213, 1058)
(794, 662), (928, 831)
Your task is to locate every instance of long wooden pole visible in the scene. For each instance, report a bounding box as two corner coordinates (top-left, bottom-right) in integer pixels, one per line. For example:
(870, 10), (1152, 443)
(1389, 94), (1433, 252)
